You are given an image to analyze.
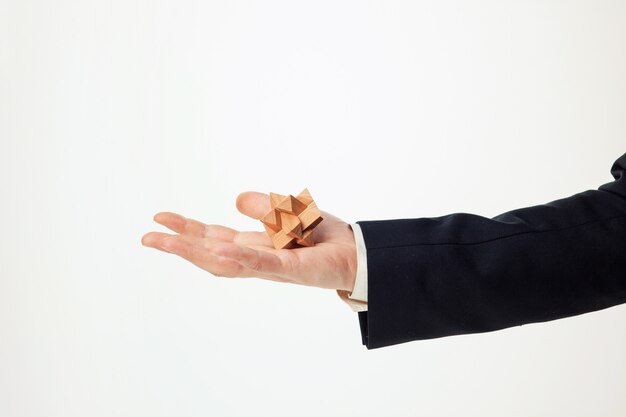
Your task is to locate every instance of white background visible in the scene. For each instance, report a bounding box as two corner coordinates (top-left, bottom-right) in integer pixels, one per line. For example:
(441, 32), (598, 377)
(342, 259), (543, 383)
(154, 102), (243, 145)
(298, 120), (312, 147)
(1, 1), (625, 416)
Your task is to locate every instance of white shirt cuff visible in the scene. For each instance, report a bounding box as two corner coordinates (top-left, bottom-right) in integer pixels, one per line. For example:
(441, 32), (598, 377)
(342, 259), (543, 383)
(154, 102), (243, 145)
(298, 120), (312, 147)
(336, 222), (368, 312)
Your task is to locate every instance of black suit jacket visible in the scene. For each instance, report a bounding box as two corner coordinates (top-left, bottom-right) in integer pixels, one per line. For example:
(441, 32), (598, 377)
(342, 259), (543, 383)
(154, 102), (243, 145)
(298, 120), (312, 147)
(356, 152), (626, 349)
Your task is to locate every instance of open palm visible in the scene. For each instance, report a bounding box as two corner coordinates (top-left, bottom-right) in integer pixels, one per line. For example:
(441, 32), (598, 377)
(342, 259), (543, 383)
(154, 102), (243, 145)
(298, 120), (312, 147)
(141, 191), (357, 292)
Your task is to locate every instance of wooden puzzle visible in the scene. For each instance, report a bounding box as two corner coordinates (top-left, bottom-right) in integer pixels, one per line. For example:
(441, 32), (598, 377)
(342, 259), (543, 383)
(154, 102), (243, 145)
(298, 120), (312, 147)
(261, 188), (323, 249)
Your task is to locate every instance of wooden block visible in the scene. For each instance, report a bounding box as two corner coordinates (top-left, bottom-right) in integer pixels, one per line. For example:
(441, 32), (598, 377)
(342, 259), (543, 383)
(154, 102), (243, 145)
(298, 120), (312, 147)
(276, 195), (307, 215)
(296, 188), (314, 205)
(271, 229), (297, 249)
(296, 228), (315, 247)
(261, 188), (324, 249)
(263, 224), (277, 237)
(280, 211), (303, 239)
(260, 208), (282, 232)
(270, 192), (287, 209)
(298, 201), (323, 230)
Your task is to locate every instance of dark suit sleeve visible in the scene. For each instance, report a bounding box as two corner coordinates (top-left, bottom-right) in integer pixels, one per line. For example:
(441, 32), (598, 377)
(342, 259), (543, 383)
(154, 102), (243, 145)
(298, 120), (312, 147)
(356, 152), (626, 349)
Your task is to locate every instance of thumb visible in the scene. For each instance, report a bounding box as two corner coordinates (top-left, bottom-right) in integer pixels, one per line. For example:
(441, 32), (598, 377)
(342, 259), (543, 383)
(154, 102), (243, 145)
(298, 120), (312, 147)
(236, 191), (271, 220)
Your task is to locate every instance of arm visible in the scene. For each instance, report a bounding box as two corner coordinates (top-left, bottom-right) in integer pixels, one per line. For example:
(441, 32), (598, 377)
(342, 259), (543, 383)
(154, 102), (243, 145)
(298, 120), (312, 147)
(356, 153), (626, 349)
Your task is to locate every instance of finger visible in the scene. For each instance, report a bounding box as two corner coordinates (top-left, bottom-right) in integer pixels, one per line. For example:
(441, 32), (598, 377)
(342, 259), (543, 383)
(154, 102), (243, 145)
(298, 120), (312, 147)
(234, 231), (273, 247)
(179, 222), (271, 247)
(153, 211), (272, 246)
(155, 234), (257, 278)
(153, 212), (209, 238)
(204, 224), (271, 247)
(236, 191), (271, 220)
(143, 233), (297, 283)
(141, 231), (178, 251)
(203, 224), (238, 240)
(152, 212), (239, 242)
(210, 242), (288, 276)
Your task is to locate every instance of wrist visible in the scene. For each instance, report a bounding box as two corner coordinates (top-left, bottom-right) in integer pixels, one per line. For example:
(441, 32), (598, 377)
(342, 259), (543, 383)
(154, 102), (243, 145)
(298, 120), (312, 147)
(342, 226), (358, 293)
(344, 253), (357, 293)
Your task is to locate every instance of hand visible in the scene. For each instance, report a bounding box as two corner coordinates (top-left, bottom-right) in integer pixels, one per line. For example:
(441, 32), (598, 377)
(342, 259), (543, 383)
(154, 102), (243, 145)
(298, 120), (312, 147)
(141, 191), (357, 292)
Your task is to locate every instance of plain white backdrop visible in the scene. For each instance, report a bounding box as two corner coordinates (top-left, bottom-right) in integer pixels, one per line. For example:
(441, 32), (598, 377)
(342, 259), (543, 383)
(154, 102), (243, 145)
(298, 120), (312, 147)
(1, 1), (625, 416)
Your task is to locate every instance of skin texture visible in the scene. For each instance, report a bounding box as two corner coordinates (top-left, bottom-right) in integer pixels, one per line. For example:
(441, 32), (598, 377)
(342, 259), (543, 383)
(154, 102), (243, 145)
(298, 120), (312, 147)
(141, 191), (358, 292)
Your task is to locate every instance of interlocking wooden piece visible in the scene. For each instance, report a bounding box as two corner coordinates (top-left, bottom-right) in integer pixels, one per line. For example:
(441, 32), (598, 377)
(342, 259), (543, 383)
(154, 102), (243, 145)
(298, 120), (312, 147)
(296, 228), (315, 247)
(260, 188), (323, 249)
(270, 229), (298, 250)
(261, 209), (281, 234)
(280, 211), (303, 239)
(276, 195), (307, 216)
(269, 192), (287, 208)
(298, 201), (323, 230)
